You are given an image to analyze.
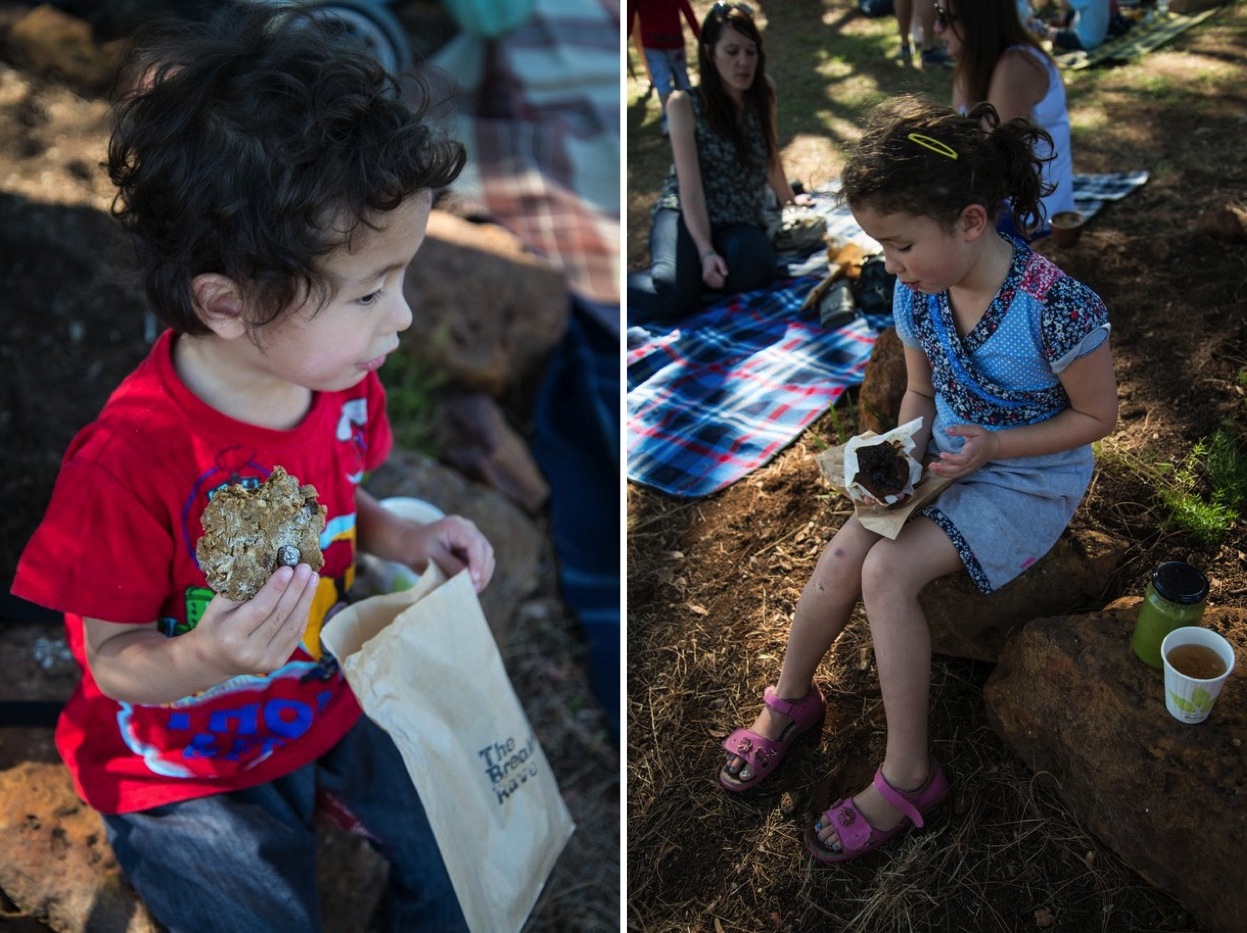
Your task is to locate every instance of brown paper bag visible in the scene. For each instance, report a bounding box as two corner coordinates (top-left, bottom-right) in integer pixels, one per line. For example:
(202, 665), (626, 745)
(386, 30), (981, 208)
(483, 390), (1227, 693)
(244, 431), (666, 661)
(816, 436), (952, 539)
(321, 566), (575, 933)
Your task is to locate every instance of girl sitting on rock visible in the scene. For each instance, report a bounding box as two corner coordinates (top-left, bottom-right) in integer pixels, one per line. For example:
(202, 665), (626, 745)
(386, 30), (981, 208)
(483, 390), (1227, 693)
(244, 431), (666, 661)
(718, 96), (1118, 864)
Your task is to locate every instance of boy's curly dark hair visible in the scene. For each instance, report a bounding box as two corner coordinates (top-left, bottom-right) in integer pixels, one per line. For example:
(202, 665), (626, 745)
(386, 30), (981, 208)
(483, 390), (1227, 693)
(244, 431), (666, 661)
(841, 95), (1054, 237)
(108, 5), (466, 335)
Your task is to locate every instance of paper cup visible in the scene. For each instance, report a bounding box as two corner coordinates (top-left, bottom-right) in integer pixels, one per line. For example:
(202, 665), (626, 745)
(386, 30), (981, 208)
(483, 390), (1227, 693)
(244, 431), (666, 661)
(1049, 210), (1085, 247)
(358, 497), (447, 594)
(379, 496), (446, 525)
(1160, 626), (1236, 724)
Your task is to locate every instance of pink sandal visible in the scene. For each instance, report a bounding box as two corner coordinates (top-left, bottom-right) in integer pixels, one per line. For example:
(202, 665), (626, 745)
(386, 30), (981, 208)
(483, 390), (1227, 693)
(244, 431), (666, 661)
(718, 685), (825, 793)
(806, 758), (949, 863)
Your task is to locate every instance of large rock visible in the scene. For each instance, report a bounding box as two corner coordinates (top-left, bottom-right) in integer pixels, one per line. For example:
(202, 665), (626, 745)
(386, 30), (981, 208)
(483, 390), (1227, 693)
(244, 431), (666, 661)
(856, 325), (906, 435)
(984, 605), (1247, 933)
(0, 761), (388, 933)
(364, 447), (547, 647)
(401, 210), (569, 396)
(0, 762), (157, 932)
(5, 5), (121, 93)
(433, 391), (551, 514)
(923, 528), (1129, 662)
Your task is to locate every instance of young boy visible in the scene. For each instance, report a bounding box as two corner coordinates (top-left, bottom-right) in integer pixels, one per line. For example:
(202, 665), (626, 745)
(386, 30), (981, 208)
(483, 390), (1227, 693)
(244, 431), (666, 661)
(627, 0), (700, 135)
(11, 7), (494, 931)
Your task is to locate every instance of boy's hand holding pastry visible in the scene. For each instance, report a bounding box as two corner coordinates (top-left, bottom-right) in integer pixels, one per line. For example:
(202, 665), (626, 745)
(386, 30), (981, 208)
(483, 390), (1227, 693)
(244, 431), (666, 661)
(195, 563), (320, 678)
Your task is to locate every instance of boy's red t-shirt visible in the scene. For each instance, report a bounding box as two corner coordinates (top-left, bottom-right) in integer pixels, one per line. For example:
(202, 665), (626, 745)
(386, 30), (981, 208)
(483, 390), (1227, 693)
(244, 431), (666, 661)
(12, 329), (392, 814)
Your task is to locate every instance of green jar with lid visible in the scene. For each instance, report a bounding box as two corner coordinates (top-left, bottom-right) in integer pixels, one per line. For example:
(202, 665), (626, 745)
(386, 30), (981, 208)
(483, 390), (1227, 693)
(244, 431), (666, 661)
(1131, 561), (1209, 669)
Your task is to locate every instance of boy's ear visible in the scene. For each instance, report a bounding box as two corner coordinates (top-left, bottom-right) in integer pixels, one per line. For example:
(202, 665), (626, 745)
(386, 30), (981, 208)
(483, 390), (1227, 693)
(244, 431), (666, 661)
(190, 274), (247, 339)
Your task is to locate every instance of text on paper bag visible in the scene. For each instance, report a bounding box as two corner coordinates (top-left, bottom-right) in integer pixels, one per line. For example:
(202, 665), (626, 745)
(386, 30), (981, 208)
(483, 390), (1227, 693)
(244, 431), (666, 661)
(479, 733), (540, 804)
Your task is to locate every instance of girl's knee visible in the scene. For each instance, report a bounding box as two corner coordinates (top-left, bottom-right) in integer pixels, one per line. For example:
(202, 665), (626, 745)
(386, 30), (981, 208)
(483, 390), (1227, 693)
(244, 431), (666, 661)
(860, 543), (922, 605)
(809, 538), (866, 597)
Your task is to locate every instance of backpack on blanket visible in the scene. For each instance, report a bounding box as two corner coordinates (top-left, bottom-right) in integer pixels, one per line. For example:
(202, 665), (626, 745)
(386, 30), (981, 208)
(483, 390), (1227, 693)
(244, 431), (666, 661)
(804, 252), (897, 331)
(853, 254), (897, 322)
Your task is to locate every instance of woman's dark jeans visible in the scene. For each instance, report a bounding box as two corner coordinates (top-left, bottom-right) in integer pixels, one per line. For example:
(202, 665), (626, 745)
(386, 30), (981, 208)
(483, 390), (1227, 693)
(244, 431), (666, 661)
(628, 207), (776, 325)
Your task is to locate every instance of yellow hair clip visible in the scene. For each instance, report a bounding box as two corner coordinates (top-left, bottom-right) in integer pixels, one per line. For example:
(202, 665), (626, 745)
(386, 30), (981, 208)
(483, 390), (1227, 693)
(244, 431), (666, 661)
(907, 133), (958, 160)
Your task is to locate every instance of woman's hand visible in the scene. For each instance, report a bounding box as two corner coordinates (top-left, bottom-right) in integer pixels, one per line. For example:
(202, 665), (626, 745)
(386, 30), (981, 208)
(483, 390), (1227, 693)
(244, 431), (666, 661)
(790, 192), (814, 207)
(701, 249), (727, 289)
(927, 424), (1000, 479)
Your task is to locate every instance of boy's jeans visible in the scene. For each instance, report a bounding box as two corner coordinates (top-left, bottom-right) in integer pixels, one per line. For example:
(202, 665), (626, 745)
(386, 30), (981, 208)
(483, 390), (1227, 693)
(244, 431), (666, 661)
(643, 46), (692, 100)
(102, 715), (467, 933)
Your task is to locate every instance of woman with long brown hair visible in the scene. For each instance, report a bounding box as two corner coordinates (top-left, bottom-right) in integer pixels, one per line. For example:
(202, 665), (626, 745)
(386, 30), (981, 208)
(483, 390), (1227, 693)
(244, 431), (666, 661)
(627, 2), (807, 324)
(935, 0), (1075, 237)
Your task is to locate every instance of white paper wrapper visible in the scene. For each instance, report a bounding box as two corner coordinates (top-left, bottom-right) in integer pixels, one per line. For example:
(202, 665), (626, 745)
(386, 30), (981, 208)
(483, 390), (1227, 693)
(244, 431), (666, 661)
(843, 417), (925, 505)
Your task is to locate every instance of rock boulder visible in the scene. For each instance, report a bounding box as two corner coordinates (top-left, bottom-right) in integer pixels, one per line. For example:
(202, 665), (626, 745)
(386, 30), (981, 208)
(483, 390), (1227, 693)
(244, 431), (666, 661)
(856, 325), (906, 435)
(401, 210), (569, 396)
(984, 604), (1247, 933)
(923, 528), (1128, 662)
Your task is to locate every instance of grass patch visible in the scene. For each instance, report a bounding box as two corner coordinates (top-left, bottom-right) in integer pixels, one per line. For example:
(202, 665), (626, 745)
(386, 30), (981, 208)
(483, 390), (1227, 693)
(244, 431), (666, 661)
(378, 351), (446, 456)
(1102, 423), (1247, 545)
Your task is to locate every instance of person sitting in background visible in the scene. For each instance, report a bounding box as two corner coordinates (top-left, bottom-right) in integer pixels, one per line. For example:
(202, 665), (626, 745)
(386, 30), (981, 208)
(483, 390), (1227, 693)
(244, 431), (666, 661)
(627, 1), (809, 325)
(936, 0), (1076, 238)
(1048, 0), (1111, 52)
(628, 0), (701, 136)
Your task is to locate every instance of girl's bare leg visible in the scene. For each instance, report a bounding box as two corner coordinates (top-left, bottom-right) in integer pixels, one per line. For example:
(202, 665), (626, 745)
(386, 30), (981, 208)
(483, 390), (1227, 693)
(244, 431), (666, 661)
(813, 517), (962, 849)
(723, 516), (881, 783)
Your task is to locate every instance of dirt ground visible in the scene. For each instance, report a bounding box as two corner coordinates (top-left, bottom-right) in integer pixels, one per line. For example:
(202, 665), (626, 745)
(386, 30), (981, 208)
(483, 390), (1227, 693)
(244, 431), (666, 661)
(0, 2), (618, 930)
(628, 4), (1247, 931)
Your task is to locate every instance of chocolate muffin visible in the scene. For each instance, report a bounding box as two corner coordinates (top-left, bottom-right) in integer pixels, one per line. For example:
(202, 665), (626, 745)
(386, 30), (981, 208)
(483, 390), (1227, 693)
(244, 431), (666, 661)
(852, 440), (912, 501)
(196, 466), (326, 601)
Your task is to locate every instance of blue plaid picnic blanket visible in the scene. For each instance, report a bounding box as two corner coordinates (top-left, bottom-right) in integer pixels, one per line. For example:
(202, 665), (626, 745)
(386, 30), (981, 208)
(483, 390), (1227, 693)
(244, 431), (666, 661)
(628, 288), (888, 497)
(627, 171), (1149, 499)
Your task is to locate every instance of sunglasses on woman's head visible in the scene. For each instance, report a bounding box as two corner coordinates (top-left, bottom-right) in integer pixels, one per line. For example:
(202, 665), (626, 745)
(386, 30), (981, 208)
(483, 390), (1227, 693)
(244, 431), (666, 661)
(934, 3), (959, 28)
(713, 1), (755, 17)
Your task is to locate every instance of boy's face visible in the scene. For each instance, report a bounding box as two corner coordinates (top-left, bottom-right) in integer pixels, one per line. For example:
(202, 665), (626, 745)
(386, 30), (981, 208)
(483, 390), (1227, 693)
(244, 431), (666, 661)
(254, 192), (432, 393)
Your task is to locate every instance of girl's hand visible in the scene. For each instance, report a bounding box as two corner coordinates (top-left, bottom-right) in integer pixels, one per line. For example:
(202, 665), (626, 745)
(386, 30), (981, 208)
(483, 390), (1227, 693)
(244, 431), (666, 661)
(701, 250), (727, 290)
(927, 424), (1000, 479)
(194, 563), (320, 676)
(399, 516), (496, 593)
(791, 192), (814, 207)
(854, 489), (912, 509)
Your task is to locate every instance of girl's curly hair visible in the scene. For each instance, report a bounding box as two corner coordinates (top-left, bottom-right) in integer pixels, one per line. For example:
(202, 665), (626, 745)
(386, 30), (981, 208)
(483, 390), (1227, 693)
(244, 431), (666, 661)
(108, 5), (466, 334)
(841, 95), (1054, 237)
